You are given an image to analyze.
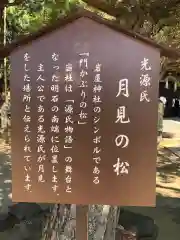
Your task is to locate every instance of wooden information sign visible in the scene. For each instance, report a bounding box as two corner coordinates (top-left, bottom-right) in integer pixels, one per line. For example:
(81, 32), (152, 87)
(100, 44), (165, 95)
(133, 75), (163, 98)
(10, 12), (160, 207)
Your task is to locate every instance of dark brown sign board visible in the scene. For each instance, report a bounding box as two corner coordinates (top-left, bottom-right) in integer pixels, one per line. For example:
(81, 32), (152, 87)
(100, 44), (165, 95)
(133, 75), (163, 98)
(10, 14), (160, 206)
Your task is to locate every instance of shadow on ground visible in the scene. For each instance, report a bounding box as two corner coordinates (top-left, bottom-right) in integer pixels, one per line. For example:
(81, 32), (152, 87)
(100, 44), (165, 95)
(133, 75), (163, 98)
(157, 147), (180, 184)
(165, 117), (180, 123)
(156, 193), (180, 208)
(124, 202), (180, 240)
(156, 184), (180, 195)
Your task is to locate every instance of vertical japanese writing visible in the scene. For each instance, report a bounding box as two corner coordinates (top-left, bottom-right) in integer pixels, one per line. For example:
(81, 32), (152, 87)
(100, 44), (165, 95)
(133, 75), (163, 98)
(23, 52), (32, 192)
(51, 53), (60, 195)
(92, 62), (102, 185)
(113, 79), (130, 176)
(140, 58), (152, 102)
(64, 62), (74, 193)
(36, 62), (46, 184)
(78, 52), (89, 125)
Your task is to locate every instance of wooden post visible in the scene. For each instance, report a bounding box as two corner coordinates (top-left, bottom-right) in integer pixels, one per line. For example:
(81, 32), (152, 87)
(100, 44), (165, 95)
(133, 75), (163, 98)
(76, 205), (88, 240)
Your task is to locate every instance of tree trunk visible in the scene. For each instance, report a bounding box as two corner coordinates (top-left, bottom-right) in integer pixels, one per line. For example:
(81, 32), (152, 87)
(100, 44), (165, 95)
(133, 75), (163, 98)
(41, 204), (119, 240)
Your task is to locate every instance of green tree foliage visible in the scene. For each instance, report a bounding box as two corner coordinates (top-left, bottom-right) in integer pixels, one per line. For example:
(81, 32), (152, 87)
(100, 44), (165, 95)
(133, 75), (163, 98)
(6, 0), (72, 42)
(0, 0), (80, 85)
(3, 0), (180, 45)
(83, 0), (180, 77)
(1, 0), (180, 83)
